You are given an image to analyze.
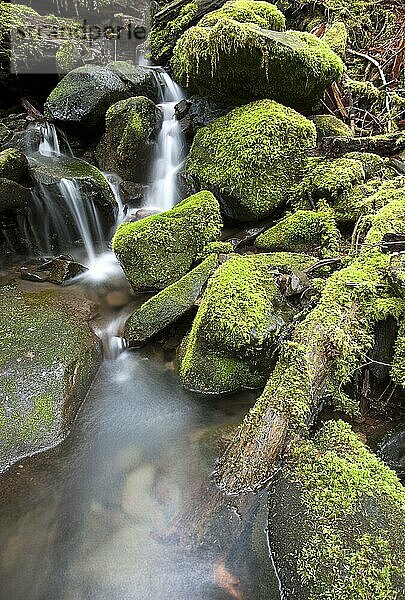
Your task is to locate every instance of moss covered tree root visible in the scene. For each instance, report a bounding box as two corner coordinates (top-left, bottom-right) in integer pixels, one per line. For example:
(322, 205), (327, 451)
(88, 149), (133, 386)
(215, 192), (405, 495)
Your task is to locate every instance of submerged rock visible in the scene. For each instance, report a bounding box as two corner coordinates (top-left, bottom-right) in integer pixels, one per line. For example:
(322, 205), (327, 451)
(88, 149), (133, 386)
(171, 0), (343, 109)
(268, 420), (405, 599)
(44, 62), (160, 133)
(178, 254), (293, 394)
(125, 254), (219, 346)
(112, 190), (222, 291)
(96, 96), (163, 182)
(0, 283), (102, 472)
(185, 100), (316, 221)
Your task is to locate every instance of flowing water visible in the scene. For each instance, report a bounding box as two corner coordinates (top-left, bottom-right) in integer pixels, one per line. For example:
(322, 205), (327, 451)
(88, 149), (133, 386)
(0, 348), (279, 600)
(144, 70), (186, 210)
(0, 68), (281, 599)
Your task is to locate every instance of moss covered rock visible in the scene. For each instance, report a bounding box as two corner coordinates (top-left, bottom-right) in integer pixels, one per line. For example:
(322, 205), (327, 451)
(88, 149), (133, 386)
(148, 1), (200, 64)
(0, 283), (101, 472)
(268, 420), (405, 599)
(309, 114), (353, 140)
(0, 148), (29, 182)
(255, 208), (340, 257)
(185, 100), (316, 221)
(178, 254), (293, 394)
(125, 254), (219, 346)
(45, 62), (160, 133)
(112, 191), (222, 291)
(96, 97), (162, 182)
(171, 1), (343, 109)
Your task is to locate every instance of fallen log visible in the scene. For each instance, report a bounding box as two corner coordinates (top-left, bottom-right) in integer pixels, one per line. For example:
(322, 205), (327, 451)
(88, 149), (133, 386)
(215, 191), (405, 495)
(153, 0), (226, 24)
(319, 131), (405, 157)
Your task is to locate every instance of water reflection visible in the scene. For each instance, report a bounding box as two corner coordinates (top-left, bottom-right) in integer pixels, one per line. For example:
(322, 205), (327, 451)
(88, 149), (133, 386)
(0, 350), (279, 600)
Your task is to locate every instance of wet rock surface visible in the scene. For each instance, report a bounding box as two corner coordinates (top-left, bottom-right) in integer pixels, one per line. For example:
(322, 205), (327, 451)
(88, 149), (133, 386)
(0, 280), (102, 472)
(45, 62), (160, 133)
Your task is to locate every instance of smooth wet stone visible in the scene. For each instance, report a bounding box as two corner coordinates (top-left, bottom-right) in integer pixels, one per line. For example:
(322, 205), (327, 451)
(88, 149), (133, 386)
(0, 282), (102, 472)
(45, 62), (160, 133)
(377, 424), (405, 480)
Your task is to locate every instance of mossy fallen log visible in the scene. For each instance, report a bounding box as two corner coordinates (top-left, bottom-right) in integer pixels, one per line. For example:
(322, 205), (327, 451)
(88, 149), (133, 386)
(215, 187), (405, 494)
(319, 131), (405, 157)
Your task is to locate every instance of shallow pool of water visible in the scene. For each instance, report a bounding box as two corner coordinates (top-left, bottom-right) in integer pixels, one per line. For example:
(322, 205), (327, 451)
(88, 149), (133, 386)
(0, 348), (280, 600)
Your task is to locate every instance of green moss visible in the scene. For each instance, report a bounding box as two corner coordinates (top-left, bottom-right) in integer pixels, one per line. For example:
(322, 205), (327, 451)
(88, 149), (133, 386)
(255, 208), (341, 258)
(171, 2), (343, 108)
(148, 1), (199, 64)
(322, 21), (348, 57)
(124, 254), (219, 345)
(391, 318), (405, 388)
(347, 78), (405, 130)
(112, 191), (222, 291)
(299, 157), (366, 206)
(0, 283), (100, 470)
(56, 40), (83, 72)
(309, 114), (353, 140)
(195, 241), (234, 262)
(256, 252), (317, 273)
(0, 147), (28, 182)
(96, 96), (161, 180)
(185, 100), (316, 221)
(179, 254), (293, 394)
(288, 420), (405, 599)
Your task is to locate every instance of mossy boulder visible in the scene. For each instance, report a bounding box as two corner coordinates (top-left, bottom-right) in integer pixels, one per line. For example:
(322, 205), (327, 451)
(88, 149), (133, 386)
(255, 208), (340, 257)
(171, 1), (343, 109)
(125, 254), (219, 346)
(185, 100), (316, 221)
(112, 191), (222, 292)
(178, 254), (293, 394)
(309, 114), (353, 140)
(45, 62), (160, 133)
(268, 420), (405, 599)
(0, 283), (102, 472)
(148, 0), (200, 64)
(96, 97), (162, 182)
(0, 148), (29, 182)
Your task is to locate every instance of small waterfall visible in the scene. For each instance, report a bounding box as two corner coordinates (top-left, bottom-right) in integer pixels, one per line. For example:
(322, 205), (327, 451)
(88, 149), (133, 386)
(39, 123), (61, 157)
(103, 172), (126, 226)
(29, 177), (104, 262)
(145, 70), (185, 211)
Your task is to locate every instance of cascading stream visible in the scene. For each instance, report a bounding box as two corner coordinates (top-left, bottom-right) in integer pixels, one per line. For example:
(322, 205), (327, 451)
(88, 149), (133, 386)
(144, 70), (185, 210)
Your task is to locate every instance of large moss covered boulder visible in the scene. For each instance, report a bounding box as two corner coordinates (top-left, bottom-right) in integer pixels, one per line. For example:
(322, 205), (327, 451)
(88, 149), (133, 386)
(125, 254), (219, 346)
(112, 191), (222, 291)
(171, 0), (343, 109)
(45, 62), (160, 133)
(0, 283), (102, 472)
(96, 97), (162, 182)
(178, 254), (293, 394)
(185, 100), (316, 221)
(268, 420), (405, 599)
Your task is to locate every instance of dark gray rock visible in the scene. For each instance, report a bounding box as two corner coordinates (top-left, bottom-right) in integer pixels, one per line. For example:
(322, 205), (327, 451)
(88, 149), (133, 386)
(45, 62), (160, 133)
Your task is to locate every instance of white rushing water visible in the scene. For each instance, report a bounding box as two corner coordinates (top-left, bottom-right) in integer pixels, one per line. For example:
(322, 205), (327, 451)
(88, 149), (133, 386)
(38, 122), (61, 157)
(144, 70), (185, 211)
